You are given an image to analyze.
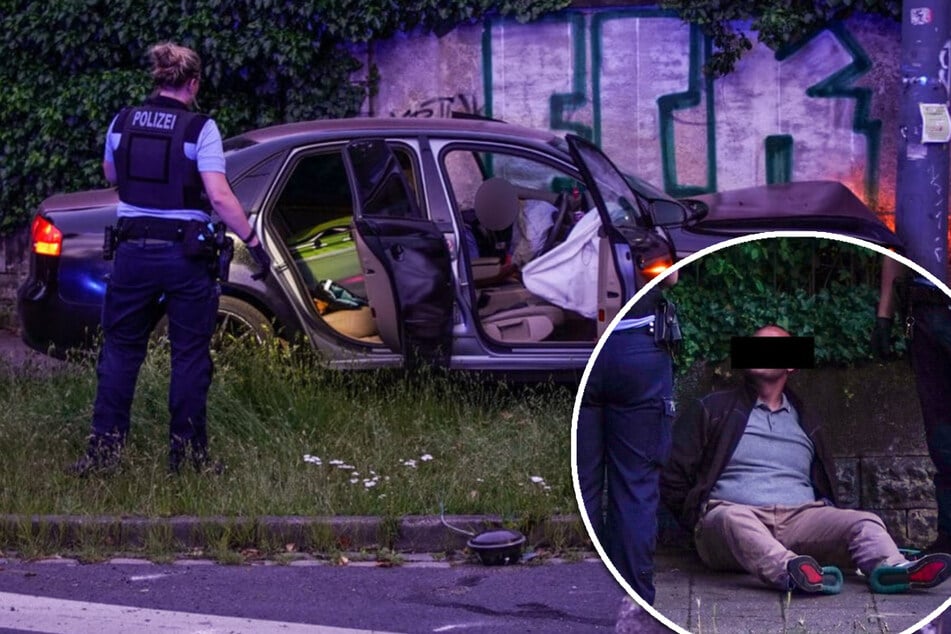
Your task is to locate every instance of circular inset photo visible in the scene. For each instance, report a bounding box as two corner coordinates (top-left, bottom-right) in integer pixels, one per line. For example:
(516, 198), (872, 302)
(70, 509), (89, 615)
(573, 232), (951, 633)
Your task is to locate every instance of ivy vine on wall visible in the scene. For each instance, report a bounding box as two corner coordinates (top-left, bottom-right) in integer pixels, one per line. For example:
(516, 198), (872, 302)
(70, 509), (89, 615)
(0, 0), (569, 233)
(660, 0), (900, 76)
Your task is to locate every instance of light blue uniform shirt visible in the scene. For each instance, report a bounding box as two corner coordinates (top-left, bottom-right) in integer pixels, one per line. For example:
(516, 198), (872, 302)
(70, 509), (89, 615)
(103, 114), (226, 222)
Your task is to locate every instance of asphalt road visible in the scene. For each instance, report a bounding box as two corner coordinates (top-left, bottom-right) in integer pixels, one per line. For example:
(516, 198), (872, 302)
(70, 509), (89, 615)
(0, 557), (628, 634)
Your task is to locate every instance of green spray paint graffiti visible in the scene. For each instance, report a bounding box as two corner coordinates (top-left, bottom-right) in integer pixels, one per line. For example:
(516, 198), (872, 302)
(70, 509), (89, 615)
(765, 135), (794, 184)
(775, 22), (881, 208)
(483, 9), (882, 204)
(549, 12), (593, 140)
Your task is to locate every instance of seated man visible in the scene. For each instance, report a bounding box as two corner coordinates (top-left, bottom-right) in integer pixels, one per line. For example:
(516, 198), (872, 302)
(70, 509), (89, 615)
(661, 325), (951, 594)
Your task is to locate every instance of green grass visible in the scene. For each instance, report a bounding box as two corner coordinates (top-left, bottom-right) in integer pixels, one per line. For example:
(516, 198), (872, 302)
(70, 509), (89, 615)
(0, 337), (575, 526)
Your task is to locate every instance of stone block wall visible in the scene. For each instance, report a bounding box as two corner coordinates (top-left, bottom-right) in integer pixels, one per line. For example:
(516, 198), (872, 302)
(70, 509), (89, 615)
(0, 227), (29, 331)
(806, 363), (937, 548)
(838, 456), (937, 547)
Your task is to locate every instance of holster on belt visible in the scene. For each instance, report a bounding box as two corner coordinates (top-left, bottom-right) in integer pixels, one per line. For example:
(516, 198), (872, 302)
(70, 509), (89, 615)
(895, 277), (951, 340)
(654, 298), (683, 352)
(184, 220), (234, 281)
(214, 224), (235, 282)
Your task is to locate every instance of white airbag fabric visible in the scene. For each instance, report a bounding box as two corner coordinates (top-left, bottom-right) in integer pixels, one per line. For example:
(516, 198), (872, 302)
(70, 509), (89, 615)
(521, 211), (602, 319)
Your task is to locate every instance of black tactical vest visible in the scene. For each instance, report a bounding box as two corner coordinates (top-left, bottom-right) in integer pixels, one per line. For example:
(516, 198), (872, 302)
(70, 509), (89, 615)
(113, 95), (211, 211)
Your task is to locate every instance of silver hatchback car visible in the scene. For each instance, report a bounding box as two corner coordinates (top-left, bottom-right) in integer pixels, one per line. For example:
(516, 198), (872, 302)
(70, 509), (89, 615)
(18, 117), (901, 380)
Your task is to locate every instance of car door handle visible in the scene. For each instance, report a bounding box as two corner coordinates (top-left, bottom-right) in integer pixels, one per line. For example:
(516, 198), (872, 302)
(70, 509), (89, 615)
(390, 244), (405, 260)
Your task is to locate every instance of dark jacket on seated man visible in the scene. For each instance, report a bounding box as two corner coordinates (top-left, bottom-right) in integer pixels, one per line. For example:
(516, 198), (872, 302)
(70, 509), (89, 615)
(661, 380), (836, 532)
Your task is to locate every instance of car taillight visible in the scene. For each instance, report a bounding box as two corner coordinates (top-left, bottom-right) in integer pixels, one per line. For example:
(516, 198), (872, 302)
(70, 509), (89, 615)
(31, 215), (62, 256)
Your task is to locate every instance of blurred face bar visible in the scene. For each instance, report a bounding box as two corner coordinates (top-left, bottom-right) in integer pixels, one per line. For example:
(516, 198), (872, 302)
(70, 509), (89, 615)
(730, 336), (815, 369)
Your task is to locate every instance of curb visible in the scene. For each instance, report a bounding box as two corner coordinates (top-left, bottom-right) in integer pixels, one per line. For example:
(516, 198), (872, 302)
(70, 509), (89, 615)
(0, 513), (591, 554)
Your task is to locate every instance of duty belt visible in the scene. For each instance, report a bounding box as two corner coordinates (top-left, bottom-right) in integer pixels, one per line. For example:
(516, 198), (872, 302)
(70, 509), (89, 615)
(117, 216), (191, 242)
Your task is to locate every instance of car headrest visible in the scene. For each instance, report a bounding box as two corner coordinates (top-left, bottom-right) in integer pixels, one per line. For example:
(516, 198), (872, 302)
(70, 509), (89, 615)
(474, 177), (519, 231)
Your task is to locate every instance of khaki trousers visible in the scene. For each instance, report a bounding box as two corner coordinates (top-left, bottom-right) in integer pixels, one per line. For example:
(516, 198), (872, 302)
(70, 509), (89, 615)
(694, 499), (906, 589)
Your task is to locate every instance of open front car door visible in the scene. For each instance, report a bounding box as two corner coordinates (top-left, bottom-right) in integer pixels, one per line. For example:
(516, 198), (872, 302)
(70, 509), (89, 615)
(565, 135), (676, 335)
(343, 139), (454, 369)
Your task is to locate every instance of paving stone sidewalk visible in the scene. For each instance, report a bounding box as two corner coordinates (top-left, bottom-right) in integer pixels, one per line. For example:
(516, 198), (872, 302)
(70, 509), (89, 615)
(652, 546), (950, 633)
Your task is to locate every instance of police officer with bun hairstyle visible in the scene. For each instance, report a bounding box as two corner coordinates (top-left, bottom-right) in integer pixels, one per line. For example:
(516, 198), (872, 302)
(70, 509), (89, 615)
(69, 42), (271, 476)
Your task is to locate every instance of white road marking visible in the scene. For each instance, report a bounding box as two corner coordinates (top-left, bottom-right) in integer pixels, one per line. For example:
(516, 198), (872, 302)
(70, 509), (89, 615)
(128, 573), (171, 582)
(0, 591), (394, 633)
(432, 623), (496, 632)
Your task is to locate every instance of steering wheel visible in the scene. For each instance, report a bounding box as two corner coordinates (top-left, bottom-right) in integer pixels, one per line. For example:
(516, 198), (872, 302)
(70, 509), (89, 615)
(540, 191), (570, 255)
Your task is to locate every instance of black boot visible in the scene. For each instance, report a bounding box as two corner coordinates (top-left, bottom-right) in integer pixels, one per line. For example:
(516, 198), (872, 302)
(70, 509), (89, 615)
(192, 447), (224, 475)
(67, 437), (121, 477)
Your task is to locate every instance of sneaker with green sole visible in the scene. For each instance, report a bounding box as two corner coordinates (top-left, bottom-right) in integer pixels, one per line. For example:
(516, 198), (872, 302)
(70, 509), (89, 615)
(869, 553), (951, 593)
(786, 555), (843, 594)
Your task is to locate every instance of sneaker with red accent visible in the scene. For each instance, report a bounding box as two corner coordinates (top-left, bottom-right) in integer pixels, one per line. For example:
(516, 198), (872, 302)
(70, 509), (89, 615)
(785, 555), (843, 594)
(869, 553), (951, 593)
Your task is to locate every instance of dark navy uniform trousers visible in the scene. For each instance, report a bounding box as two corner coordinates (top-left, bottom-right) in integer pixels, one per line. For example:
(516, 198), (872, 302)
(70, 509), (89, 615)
(576, 326), (674, 605)
(908, 298), (951, 541)
(91, 238), (218, 458)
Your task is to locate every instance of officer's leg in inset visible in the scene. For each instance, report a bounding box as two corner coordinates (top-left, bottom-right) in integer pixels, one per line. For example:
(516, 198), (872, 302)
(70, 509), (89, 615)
(910, 303), (951, 552)
(577, 354), (607, 542)
(602, 332), (672, 605)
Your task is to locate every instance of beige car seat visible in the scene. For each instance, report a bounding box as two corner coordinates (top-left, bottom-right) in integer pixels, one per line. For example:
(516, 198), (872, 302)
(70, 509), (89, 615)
(482, 303), (566, 343)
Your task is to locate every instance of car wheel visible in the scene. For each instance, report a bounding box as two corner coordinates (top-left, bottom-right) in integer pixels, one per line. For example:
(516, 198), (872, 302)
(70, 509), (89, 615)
(213, 296), (272, 346)
(153, 296), (272, 348)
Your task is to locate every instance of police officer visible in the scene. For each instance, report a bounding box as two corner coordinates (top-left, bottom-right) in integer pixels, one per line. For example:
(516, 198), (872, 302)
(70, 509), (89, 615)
(69, 42), (271, 476)
(873, 255), (951, 553)
(576, 272), (678, 605)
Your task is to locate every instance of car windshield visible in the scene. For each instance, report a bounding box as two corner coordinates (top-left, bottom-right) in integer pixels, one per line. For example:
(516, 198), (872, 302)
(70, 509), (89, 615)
(560, 135), (684, 228)
(567, 139), (648, 228)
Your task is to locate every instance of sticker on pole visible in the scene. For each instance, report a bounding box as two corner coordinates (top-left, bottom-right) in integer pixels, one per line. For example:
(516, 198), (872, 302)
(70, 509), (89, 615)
(911, 7), (933, 25)
(920, 103), (951, 143)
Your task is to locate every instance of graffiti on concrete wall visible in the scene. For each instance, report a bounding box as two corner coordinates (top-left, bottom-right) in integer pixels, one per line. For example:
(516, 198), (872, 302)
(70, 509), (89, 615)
(481, 9), (889, 208)
(374, 9), (894, 209)
(392, 93), (483, 119)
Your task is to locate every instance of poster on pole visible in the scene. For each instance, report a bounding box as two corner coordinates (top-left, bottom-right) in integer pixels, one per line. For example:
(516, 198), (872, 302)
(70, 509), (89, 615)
(910, 7), (933, 26)
(920, 103), (951, 143)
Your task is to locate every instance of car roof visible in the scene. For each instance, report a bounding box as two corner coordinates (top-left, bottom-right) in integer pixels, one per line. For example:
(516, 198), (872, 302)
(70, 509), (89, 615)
(229, 116), (561, 148)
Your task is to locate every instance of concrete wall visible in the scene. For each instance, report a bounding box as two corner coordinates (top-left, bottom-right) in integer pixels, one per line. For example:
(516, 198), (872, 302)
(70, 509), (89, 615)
(362, 8), (910, 217)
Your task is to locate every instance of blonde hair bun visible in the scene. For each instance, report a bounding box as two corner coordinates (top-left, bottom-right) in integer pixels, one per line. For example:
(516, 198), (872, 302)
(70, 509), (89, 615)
(148, 42), (201, 88)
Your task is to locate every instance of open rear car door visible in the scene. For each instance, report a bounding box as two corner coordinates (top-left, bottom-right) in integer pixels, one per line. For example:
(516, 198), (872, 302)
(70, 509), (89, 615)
(565, 135), (676, 336)
(343, 139), (454, 369)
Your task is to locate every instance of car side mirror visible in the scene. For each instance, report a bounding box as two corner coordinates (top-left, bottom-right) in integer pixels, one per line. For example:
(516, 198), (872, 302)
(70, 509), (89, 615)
(651, 200), (688, 226)
(653, 199), (708, 226)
